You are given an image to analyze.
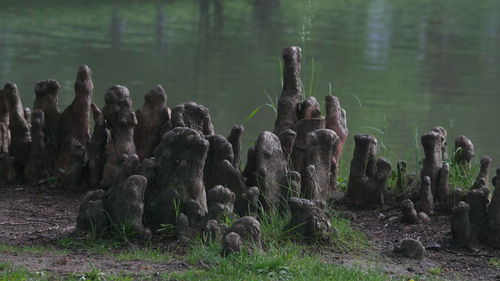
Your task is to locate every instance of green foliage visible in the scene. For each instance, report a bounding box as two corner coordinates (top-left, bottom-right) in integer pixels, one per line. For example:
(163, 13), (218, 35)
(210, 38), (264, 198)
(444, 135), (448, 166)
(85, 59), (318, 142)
(182, 201), (370, 281)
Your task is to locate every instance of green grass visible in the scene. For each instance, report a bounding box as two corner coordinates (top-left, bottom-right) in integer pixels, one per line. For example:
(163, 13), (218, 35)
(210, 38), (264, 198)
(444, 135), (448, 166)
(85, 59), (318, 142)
(173, 238), (385, 281)
(447, 153), (481, 192)
(173, 206), (373, 281)
(114, 247), (173, 262)
(448, 161), (479, 191)
(260, 209), (294, 241)
(0, 210), (432, 281)
(0, 262), (37, 281)
(0, 243), (68, 255)
(57, 237), (123, 255)
(0, 240), (386, 281)
(57, 237), (173, 263)
(329, 213), (369, 251)
(0, 262), (137, 281)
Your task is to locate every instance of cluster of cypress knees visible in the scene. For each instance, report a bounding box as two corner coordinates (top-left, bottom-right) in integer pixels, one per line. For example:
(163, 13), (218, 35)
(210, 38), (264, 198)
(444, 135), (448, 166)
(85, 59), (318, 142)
(0, 47), (498, 254)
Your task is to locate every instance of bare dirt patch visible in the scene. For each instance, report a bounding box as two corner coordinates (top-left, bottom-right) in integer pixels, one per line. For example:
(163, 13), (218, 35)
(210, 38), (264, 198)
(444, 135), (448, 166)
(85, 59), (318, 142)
(344, 209), (500, 280)
(0, 251), (188, 277)
(0, 185), (80, 245)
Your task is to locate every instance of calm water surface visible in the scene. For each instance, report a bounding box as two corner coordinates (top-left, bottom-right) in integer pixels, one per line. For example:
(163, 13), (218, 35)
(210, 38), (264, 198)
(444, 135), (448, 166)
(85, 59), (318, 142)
(1, 0), (500, 173)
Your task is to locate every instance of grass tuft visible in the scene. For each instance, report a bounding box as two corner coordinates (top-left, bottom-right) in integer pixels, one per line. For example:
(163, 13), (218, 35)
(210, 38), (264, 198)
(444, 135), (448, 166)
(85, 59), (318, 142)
(329, 214), (369, 251)
(447, 148), (481, 191)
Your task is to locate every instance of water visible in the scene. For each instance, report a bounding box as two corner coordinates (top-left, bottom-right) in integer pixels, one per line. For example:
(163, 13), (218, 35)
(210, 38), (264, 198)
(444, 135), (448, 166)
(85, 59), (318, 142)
(1, 0), (500, 174)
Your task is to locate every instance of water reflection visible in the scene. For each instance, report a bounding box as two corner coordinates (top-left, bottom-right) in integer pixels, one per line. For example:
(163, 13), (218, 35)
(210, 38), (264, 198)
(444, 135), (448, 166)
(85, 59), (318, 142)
(0, 27), (11, 78)
(364, 0), (393, 70)
(252, 0), (281, 49)
(156, 4), (167, 56)
(416, 5), (430, 62)
(198, 0), (225, 43)
(422, 2), (460, 99)
(1, 0), (500, 167)
(213, 0), (224, 32)
(194, 0), (226, 102)
(110, 9), (127, 50)
(481, 0), (500, 69)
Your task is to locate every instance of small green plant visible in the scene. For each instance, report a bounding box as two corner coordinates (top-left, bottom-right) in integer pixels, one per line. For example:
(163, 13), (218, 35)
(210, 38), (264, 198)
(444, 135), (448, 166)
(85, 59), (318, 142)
(87, 217), (102, 241)
(222, 212), (236, 227)
(36, 175), (59, 186)
(158, 223), (176, 237)
(427, 266), (443, 275)
(386, 170), (398, 189)
(113, 222), (140, 245)
(489, 257), (500, 269)
(156, 198), (182, 238)
(337, 176), (348, 191)
(173, 197), (181, 218)
(80, 265), (106, 281)
(242, 91), (278, 124)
